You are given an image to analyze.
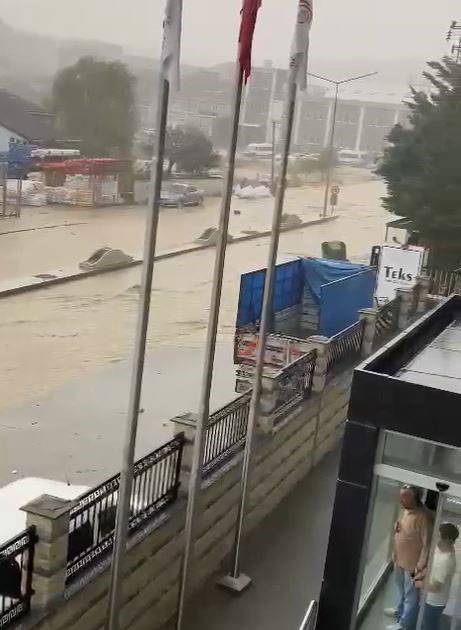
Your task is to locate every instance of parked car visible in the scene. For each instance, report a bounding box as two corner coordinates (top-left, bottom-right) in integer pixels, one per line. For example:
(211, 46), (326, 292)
(159, 183), (204, 207)
(337, 149), (367, 166)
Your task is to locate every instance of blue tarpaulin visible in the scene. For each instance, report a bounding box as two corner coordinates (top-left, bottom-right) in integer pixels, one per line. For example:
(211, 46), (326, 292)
(236, 257), (376, 337)
(300, 258), (371, 302)
(236, 259), (303, 328)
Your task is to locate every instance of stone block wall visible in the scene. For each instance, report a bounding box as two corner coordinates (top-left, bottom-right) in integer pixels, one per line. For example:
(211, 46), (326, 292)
(29, 369), (354, 630)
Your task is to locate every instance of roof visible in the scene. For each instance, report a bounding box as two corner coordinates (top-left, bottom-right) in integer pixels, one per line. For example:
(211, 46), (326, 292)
(0, 88), (55, 142)
(349, 295), (461, 448)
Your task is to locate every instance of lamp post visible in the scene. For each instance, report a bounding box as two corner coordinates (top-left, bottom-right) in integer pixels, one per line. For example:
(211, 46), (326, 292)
(307, 71), (377, 217)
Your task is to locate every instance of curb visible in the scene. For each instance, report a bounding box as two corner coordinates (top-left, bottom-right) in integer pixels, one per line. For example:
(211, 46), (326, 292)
(0, 215), (337, 299)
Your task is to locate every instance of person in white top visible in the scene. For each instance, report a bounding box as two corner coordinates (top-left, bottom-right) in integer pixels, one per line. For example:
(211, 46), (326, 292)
(414, 522), (459, 630)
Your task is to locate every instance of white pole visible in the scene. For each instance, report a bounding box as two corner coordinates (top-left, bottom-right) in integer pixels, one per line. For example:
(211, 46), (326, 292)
(219, 65), (298, 592)
(106, 78), (170, 630)
(175, 62), (245, 630)
(322, 82), (339, 218)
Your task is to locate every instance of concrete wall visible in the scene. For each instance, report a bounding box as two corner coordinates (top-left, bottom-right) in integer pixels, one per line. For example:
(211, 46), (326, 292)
(30, 368), (354, 630)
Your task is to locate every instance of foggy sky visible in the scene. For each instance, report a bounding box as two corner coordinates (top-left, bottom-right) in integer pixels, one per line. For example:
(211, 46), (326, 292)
(0, 0), (458, 69)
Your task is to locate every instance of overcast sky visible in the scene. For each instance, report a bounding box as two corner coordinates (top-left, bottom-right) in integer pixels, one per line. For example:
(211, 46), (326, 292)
(0, 0), (458, 69)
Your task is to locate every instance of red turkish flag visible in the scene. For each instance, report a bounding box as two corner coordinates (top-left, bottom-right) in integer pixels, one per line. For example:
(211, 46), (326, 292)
(239, 0), (262, 82)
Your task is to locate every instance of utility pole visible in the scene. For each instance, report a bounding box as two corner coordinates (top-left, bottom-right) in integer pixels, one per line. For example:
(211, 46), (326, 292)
(307, 71), (377, 217)
(447, 21), (461, 63)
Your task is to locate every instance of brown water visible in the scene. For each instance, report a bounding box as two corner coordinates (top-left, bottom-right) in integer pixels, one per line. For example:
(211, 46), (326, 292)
(0, 172), (390, 484)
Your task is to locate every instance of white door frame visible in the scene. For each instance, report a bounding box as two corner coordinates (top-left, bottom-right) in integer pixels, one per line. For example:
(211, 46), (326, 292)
(374, 464), (461, 500)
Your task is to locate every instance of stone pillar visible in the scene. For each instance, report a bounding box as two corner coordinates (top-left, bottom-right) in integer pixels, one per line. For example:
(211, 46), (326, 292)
(21, 495), (73, 611)
(395, 287), (413, 330)
(359, 308), (379, 358)
(416, 275), (431, 314)
(258, 375), (279, 434)
(306, 336), (330, 393)
(170, 412), (198, 491)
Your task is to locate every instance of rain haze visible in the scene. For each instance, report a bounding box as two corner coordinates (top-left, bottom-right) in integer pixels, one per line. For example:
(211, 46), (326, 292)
(0, 0), (458, 69)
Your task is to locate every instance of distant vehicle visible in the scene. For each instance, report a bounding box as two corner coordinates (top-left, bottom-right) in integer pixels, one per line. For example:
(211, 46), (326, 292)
(206, 168), (224, 179)
(159, 183), (204, 207)
(243, 143), (273, 158)
(337, 149), (367, 166)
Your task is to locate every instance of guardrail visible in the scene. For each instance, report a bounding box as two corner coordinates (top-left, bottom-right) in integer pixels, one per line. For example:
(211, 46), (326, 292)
(66, 434), (184, 584)
(426, 267), (461, 297)
(375, 297), (400, 342)
(0, 527), (36, 629)
(203, 391), (252, 476)
(327, 320), (365, 374)
(274, 350), (317, 419)
(299, 600), (318, 630)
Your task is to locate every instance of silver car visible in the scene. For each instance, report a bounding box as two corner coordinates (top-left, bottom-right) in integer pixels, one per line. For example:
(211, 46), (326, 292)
(159, 183), (204, 207)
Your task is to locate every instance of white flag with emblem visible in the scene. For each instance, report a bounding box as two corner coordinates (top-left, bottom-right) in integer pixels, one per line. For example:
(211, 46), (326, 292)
(290, 0), (313, 90)
(160, 0), (183, 90)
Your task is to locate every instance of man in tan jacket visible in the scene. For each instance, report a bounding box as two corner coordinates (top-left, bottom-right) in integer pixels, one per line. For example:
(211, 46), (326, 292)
(385, 485), (433, 630)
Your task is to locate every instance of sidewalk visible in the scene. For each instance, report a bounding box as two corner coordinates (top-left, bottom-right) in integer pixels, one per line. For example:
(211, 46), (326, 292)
(182, 449), (340, 630)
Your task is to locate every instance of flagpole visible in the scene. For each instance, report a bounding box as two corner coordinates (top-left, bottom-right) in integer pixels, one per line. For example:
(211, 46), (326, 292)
(175, 58), (244, 629)
(106, 77), (170, 630)
(219, 64), (298, 592)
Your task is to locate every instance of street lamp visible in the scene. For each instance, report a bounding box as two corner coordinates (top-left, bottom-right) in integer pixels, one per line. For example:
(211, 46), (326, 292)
(307, 71), (378, 217)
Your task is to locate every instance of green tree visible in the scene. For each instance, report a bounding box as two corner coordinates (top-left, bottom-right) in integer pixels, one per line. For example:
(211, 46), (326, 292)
(51, 56), (137, 157)
(165, 126), (214, 175)
(377, 57), (461, 267)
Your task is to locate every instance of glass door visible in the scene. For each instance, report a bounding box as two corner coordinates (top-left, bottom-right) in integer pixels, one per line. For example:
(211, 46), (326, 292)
(356, 465), (461, 630)
(415, 494), (461, 630)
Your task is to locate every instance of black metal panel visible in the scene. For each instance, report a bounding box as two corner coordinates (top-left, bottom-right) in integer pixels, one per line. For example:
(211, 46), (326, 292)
(316, 480), (371, 630)
(339, 421), (379, 487)
(350, 370), (461, 448)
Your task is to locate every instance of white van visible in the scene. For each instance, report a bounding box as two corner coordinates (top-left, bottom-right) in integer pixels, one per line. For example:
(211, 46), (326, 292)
(337, 149), (366, 166)
(243, 143), (273, 158)
(0, 478), (88, 545)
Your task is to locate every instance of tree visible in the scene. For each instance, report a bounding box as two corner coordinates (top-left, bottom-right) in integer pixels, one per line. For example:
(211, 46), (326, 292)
(165, 126), (214, 175)
(51, 56), (137, 157)
(377, 57), (461, 267)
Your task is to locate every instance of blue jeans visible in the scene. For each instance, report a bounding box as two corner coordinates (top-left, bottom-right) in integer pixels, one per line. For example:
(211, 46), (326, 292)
(395, 565), (420, 629)
(422, 604), (444, 630)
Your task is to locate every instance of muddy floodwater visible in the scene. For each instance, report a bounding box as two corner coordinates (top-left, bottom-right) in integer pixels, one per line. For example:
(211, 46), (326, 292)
(0, 172), (390, 486)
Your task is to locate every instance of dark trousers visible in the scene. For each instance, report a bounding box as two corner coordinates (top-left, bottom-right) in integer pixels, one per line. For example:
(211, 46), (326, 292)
(422, 604), (444, 630)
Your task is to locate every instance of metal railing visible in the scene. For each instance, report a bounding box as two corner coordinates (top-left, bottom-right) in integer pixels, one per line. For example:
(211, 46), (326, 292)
(66, 434), (184, 584)
(274, 350), (317, 419)
(327, 320), (365, 374)
(375, 297), (400, 341)
(203, 391), (252, 476)
(426, 267), (461, 297)
(299, 600), (318, 630)
(0, 527), (36, 628)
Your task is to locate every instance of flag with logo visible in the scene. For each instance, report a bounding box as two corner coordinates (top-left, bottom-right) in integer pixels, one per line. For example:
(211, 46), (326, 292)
(160, 0), (183, 90)
(239, 0), (262, 82)
(290, 0), (313, 90)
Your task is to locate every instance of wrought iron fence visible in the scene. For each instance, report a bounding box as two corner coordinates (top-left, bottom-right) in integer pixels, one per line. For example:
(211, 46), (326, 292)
(274, 350), (317, 419)
(66, 434), (184, 584)
(0, 527), (36, 628)
(327, 320), (365, 374)
(375, 297), (400, 342)
(426, 268), (461, 297)
(203, 391), (251, 476)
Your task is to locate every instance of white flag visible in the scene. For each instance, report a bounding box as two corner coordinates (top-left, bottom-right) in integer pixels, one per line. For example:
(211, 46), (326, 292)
(160, 0), (183, 90)
(290, 0), (313, 90)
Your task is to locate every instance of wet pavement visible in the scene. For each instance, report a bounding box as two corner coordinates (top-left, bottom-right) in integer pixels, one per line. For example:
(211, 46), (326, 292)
(182, 448), (340, 630)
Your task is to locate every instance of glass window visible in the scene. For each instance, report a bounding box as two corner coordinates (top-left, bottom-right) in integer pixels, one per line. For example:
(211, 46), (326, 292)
(358, 477), (401, 612)
(383, 432), (461, 486)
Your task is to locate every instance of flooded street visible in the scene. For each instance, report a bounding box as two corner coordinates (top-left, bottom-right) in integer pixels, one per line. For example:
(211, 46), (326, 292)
(0, 171), (390, 486)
